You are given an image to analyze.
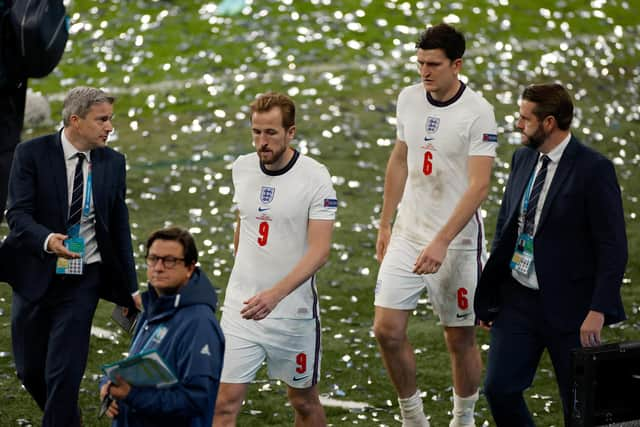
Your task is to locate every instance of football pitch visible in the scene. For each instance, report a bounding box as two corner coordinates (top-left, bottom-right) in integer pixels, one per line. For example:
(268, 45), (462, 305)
(0, 0), (638, 425)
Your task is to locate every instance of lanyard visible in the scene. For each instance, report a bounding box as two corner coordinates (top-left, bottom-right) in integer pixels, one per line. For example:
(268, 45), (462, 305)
(82, 164), (93, 218)
(130, 320), (165, 354)
(520, 169), (536, 216)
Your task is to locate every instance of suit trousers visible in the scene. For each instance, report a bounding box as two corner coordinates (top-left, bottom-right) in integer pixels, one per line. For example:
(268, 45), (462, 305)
(11, 263), (101, 427)
(484, 276), (580, 426)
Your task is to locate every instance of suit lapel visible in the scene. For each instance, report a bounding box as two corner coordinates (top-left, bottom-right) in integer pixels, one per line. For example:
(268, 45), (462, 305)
(505, 150), (538, 228)
(536, 136), (579, 233)
(91, 148), (105, 222)
(50, 131), (68, 226)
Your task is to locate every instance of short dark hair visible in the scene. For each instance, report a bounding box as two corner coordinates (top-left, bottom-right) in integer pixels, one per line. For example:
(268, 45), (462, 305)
(416, 23), (465, 61)
(145, 227), (198, 266)
(250, 92), (296, 129)
(521, 83), (574, 131)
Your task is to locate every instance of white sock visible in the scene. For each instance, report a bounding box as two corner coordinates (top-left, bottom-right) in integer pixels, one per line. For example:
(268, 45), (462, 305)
(449, 389), (479, 427)
(398, 390), (430, 427)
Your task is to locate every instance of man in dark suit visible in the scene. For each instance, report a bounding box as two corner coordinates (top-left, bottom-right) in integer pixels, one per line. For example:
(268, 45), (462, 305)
(1, 87), (139, 427)
(474, 83), (627, 426)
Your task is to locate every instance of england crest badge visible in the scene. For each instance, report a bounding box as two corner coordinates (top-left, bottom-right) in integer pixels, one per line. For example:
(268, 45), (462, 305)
(259, 186), (276, 204)
(425, 116), (440, 134)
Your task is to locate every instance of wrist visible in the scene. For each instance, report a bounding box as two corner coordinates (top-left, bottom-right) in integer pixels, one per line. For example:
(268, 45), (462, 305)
(434, 232), (453, 245)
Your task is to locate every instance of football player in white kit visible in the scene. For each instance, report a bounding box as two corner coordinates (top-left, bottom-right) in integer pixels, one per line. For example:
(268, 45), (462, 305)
(213, 92), (337, 427)
(373, 24), (498, 427)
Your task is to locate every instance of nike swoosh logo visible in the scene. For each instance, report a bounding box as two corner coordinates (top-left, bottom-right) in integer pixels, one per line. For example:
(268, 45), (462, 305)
(258, 207), (270, 212)
(456, 313), (471, 319)
(292, 375), (310, 381)
(424, 137), (434, 141)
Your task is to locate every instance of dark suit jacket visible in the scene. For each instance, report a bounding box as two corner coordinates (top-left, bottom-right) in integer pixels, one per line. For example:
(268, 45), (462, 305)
(0, 131), (137, 307)
(475, 135), (627, 332)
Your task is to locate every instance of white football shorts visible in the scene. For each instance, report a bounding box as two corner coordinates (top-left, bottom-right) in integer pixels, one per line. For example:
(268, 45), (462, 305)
(374, 235), (485, 326)
(219, 308), (322, 389)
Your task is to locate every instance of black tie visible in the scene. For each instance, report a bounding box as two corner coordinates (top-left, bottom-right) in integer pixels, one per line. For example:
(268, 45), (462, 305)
(523, 155), (550, 235)
(68, 153), (86, 229)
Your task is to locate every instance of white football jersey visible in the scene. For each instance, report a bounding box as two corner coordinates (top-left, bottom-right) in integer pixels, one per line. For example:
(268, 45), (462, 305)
(393, 82), (498, 250)
(224, 150), (337, 319)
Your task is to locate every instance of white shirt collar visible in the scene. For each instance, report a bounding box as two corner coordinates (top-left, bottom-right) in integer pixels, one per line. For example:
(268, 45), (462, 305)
(541, 133), (571, 164)
(61, 129), (91, 162)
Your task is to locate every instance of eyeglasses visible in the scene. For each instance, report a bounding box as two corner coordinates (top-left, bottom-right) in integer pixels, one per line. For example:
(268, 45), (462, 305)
(145, 255), (185, 269)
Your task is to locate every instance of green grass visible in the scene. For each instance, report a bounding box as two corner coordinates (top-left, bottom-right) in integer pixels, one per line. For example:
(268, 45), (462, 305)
(1, 0), (639, 425)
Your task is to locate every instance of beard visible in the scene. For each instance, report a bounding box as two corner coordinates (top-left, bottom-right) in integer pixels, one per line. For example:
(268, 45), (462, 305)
(521, 124), (548, 150)
(258, 144), (288, 166)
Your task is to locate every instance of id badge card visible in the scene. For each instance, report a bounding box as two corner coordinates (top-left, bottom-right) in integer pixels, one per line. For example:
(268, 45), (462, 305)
(55, 236), (85, 275)
(510, 233), (534, 275)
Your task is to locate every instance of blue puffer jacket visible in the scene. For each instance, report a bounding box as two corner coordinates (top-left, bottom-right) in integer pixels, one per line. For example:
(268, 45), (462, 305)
(110, 267), (225, 427)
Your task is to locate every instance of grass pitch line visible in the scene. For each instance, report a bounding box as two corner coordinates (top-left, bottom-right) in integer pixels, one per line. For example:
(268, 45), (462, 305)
(319, 396), (370, 410)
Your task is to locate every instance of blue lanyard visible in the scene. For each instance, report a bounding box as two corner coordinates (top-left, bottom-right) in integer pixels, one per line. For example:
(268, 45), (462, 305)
(521, 170), (536, 215)
(130, 320), (164, 354)
(82, 165), (92, 218)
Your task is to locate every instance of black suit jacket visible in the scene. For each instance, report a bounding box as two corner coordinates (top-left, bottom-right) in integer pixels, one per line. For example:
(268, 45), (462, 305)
(475, 136), (627, 332)
(0, 131), (137, 307)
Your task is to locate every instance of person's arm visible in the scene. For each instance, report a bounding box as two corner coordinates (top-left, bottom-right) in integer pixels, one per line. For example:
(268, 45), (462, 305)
(580, 157), (628, 347)
(233, 211), (240, 256)
(240, 218), (334, 320)
(376, 140), (408, 263)
(413, 155), (493, 274)
(110, 154), (139, 296)
(5, 142), (56, 254)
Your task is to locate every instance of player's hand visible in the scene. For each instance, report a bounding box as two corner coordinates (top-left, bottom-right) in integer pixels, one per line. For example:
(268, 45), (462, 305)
(109, 375), (132, 400)
(413, 239), (447, 274)
(47, 233), (81, 259)
(376, 224), (392, 263)
(580, 310), (604, 347)
(241, 289), (283, 320)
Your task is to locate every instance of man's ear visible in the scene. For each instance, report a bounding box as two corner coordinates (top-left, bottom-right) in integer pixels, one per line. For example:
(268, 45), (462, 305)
(186, 263), (196, 280)
(287, 125), (296, 140)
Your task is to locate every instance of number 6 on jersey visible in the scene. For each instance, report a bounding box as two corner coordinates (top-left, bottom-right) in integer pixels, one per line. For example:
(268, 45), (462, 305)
(423, 150), (433, 176)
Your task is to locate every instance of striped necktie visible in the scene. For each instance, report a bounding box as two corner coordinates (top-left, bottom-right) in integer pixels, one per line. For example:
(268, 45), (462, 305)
(523, 154), (550, 235)
(67, 152), (86, 229)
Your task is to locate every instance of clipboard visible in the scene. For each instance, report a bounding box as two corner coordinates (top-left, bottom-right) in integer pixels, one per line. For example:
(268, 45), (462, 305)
(102, 349), (178, 388)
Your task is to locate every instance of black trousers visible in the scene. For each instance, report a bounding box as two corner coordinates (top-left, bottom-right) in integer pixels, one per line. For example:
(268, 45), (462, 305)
(483, 277), (580, 426)
(11, 263), (101, 427)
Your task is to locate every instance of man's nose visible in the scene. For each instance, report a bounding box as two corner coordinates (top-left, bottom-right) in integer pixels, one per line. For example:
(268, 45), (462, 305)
(257, 134), (269, 146)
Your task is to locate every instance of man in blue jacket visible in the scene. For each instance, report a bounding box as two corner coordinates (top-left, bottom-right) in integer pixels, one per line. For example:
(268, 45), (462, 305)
(100, 227), (225, 426)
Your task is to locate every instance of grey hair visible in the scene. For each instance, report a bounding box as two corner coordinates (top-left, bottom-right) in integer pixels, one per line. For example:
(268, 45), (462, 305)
(62, 87), (115, 126)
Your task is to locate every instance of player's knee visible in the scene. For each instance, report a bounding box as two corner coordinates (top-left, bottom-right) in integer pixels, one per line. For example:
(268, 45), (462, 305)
(373, 321), (405, 349)
(289, 393), (321, 418)
(443, 327), (477, 355)
(214, 393), (242, 421)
